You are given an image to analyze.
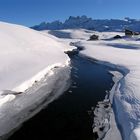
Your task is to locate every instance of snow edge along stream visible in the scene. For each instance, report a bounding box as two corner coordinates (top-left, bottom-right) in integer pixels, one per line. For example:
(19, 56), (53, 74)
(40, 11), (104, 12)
(78, 53), (126, 140)
(68, 42), (124, 140)
(0, 61), (71, 140)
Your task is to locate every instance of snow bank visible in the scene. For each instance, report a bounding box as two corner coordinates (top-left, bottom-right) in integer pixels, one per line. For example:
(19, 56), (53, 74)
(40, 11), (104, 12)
(103, 71), (123, 140)
(0, 66), (71, 139)
(0, 21), (71, 92)
(47, 28), (140, 139)
(76, 32), (140, 140)
(0, 22), (73, 138)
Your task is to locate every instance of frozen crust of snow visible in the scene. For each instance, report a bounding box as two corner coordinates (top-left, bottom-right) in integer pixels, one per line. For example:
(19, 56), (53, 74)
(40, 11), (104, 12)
(0, 66), (71, 139)
(76, 32), (140, 140)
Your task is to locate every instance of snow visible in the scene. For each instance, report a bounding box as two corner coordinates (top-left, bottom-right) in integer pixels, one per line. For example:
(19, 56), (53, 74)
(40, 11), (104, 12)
(48, 29), (94, 39)
(1, 20), (140, 140)
(47, 28), (140, 140)
(93, 99), (112, 139)
(75, 32), (140, 140)
(103, 71), (123, 140)
(0, 21), (72, 92)
(92, 71), (122, 140)
(0, 66), (71, 139)
(0, 22), (73, 138)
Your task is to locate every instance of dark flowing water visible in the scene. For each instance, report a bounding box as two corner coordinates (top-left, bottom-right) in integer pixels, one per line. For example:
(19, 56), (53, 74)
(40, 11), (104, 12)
(8, 55), (114, 140)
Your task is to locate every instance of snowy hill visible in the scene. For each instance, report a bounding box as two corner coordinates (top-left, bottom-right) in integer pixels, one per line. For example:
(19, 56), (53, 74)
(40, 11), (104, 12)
(0, 22), (74, 138)
(0, 21), (71, 92)
(31, 16), (140, 32)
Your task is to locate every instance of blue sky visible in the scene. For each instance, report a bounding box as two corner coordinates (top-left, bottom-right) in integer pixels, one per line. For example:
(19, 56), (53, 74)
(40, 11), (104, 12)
(0, 0), (140, 26)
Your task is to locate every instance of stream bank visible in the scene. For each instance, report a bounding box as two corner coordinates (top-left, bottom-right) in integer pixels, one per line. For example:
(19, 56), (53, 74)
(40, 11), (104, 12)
(8, 48), (114, 140)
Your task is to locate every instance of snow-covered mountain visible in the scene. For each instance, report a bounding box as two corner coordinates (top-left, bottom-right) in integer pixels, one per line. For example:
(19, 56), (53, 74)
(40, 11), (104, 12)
(31, 16), (140, 31)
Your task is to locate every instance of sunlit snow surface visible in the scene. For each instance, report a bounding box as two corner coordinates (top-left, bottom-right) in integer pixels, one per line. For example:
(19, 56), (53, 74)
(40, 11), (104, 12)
(78, 35), (140, 140)
(1, 21), (140, 140)
(0, 22), (73, 139)
(76, 32), (140, 140)
(49, 29), (140, 140)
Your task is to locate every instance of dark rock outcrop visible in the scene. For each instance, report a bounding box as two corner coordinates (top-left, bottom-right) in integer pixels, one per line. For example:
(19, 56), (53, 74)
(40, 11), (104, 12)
(113, 35), (122, 39)
(125, 29), (140, 36)
(88, 34), (99, 41)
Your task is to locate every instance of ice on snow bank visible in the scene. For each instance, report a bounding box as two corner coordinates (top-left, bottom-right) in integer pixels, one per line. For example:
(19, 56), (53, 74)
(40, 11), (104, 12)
(13, 63), (62, 92)
(76, 32), (140, 140)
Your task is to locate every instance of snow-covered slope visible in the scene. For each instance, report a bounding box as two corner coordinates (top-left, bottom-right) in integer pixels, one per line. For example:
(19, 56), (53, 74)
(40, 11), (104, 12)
(1, 20), (140, 140)
(0, 21), (71, 92)
(31, 16), (140, 32)
(47, 29), (140, 140)
(0, 22), (73, 138)
(75, 32), (140, 140)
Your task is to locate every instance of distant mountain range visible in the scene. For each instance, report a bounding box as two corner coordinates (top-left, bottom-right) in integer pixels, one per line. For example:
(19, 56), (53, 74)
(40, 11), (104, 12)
(31, 16), (140, 32)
